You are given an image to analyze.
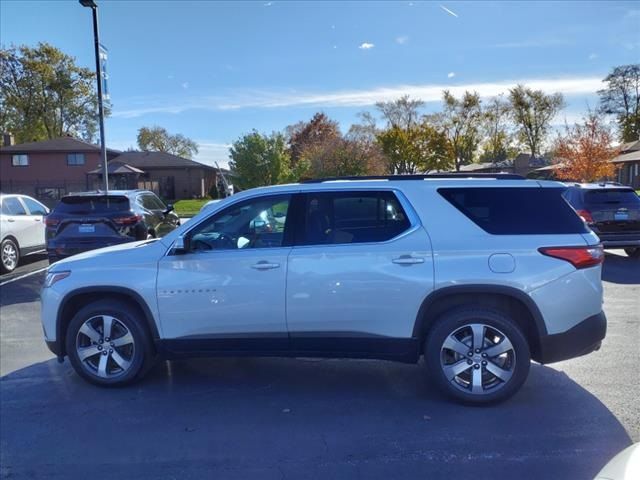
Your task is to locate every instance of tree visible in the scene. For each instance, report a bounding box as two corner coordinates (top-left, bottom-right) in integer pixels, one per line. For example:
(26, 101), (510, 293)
(228, 131), (291, 189)
(430, 90), (483, 171)
(376, 121), (452, 174)
(0, 43), (101, 143)
(376, 95), (424, 130)
(598, 64), (640, 142)
(509, 85), (564, 158)
(479, 96), (516, 163)
(137, 126), (198, 158)
(554, 113), (618, 182)
(286, 113), (341, 167)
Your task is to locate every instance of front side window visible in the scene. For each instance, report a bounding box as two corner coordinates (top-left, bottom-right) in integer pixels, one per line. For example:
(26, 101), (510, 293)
(139, 193), (165, 211)
(67, 153), (85, 166)
(300, 191), (411, 245)
(189, 195), (291, 251)
(11, 154), (28, 167)
(2, 197), (27, 215)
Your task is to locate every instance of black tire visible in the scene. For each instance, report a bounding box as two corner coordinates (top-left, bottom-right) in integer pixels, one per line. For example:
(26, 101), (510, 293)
(1, 238), (20, 274)
(65, 299), (154, 386)
(624, 248), (640, 259)
(424, 307), (531, 405)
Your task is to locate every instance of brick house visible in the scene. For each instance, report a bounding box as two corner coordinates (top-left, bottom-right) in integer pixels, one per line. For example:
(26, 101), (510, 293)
(1, 136), (219, 204)
(0, 136), (120, 205)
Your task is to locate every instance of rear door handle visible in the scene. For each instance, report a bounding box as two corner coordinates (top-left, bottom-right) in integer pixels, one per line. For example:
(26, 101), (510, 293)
(251, 261), (280, 270)
(392, 255), (425, 265)
(7, 218), (15, 223)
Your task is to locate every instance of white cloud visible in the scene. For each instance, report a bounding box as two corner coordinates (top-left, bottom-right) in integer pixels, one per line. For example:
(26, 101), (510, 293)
(396, 35), (409, 45)
(181, 82), (189, 90)
(195, 141), (232, 168)
(447, 72), (456, 78)
(588, 53), (598, 60)
(440, 5), (458, 18)
(113, 76), (604, 118)
(359, 42), (375, 50)
(264, 2), (273, 6)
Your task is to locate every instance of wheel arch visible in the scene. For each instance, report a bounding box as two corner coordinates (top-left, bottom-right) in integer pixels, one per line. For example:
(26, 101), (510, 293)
(56, 286), (160, 357)
(413, 285), (547, 359)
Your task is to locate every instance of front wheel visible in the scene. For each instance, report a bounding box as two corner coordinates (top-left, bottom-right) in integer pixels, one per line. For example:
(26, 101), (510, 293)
(65, 299), (154, 386)
(424, 308), (531, 405)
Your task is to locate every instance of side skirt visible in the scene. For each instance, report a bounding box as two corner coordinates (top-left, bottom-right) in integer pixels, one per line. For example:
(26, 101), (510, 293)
(156, 335), (420, 364)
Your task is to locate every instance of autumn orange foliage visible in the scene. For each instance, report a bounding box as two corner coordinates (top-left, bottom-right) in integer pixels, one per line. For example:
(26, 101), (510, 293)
(554, 114), (619, 182)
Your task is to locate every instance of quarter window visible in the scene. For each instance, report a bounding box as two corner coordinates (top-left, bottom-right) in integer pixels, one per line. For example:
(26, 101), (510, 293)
(67, 153), (86, 166)
(11, 154), (28, 166)
(21, 197), (48, 215)
(189, 195), (291, 251)
(300, 191), (411, 245)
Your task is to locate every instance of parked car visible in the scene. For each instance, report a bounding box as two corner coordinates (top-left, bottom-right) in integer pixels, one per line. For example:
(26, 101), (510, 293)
(0, 193), (49, 273)
(41, 174), (606, 404)
(46, 190), (180, 264)
(563, 183), (640, 259)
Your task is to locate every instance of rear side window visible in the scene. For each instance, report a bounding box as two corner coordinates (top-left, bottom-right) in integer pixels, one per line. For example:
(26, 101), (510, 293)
(21, 197), (48, 215)
(139, 193), (165, 210)
(300, 191), (411, 245)
(584, 189), (640, 207)
(55, 196), (130, 214)
(439, 187), (588, 235)
(1, 197), (27, 216)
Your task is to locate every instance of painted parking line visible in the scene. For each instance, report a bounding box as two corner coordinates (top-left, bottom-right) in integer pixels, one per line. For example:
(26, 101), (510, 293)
(0, 267), (48, 287)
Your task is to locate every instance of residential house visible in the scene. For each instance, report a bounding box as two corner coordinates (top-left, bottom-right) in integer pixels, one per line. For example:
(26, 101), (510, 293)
(457, 154), (549, 177)
(612, 140), (640, 189)
(1, 135), (220, 204)
(0, 135), (120, 205)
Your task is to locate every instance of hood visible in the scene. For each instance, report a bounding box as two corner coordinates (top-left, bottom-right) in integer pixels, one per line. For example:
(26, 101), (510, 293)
(50, 239), (166, 270)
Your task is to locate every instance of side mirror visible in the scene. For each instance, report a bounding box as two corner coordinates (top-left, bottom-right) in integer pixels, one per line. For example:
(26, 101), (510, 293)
(164, 204), (174, 215)
(173, 234), (190, 254)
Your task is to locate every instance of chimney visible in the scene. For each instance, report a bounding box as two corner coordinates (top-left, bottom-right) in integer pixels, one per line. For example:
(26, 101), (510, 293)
(2, 133), (14, 147)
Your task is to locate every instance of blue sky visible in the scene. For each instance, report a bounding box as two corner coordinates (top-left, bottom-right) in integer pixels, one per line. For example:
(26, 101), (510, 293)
(1, 0), (639, 166)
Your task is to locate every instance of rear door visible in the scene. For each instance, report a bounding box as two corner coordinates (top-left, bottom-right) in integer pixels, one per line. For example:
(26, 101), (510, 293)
(286, 189), (434, 348)
(137, 193), (176, 237)
(19, 196), (48, 249)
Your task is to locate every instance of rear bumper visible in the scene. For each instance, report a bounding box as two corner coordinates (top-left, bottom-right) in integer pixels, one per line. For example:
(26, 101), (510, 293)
(535, 311), (606, 364)
(47, 237), (132, 261)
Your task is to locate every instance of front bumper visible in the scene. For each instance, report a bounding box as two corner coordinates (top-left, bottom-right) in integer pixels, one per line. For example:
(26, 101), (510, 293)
(535, 311), (606, 364)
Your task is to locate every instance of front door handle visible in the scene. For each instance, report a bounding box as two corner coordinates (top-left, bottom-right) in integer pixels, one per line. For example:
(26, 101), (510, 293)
(392, 255), (425, 265)
(7, 218), (15, 223)
(251, 261), (280, 270)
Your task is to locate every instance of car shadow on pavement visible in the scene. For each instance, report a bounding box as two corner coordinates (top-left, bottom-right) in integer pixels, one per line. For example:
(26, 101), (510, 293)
(0, 357), (631, 480)
(602, 251), (640, 284)
(0, 272), (43, 308)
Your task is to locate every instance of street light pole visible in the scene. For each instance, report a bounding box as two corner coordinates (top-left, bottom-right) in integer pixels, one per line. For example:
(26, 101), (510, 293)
(80, 0), (108, 193)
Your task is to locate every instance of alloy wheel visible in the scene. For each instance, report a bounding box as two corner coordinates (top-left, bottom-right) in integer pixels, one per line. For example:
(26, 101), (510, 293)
(440, 323), (516, 395)
(75, 315), (136, 379)
(2, 242), (18, 271)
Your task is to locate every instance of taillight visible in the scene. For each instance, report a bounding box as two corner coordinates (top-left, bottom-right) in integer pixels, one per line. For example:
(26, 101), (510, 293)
(45, 217), (60, 227)
(576, 209), (594, 223)
(113, 214), (142, 226)
(539, 245), (604, 269)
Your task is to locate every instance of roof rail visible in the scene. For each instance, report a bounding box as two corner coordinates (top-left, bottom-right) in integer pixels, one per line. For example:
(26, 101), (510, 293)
(301, 173), (526, 183)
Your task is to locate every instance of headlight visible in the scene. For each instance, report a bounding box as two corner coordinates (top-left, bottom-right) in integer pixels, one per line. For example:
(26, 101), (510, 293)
(44, 271), (71, 288)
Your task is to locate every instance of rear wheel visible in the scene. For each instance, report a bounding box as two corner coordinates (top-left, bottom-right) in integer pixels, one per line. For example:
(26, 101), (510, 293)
(1, 238), (20, 273)
(65, 299), (154, 386)
(624, 248), (640, 259)
(424, 307), (530, 405)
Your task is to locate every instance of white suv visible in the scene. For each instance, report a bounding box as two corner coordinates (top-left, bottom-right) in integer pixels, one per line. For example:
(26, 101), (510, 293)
(41, 175), (606, 404)
(1, 193), (49, 273)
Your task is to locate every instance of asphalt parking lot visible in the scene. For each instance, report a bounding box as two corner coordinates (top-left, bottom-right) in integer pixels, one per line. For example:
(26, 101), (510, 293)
(0, 252), (638, 480)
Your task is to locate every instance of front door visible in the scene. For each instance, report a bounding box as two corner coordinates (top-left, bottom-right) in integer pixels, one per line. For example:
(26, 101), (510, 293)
(156, 194), (294, 345)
